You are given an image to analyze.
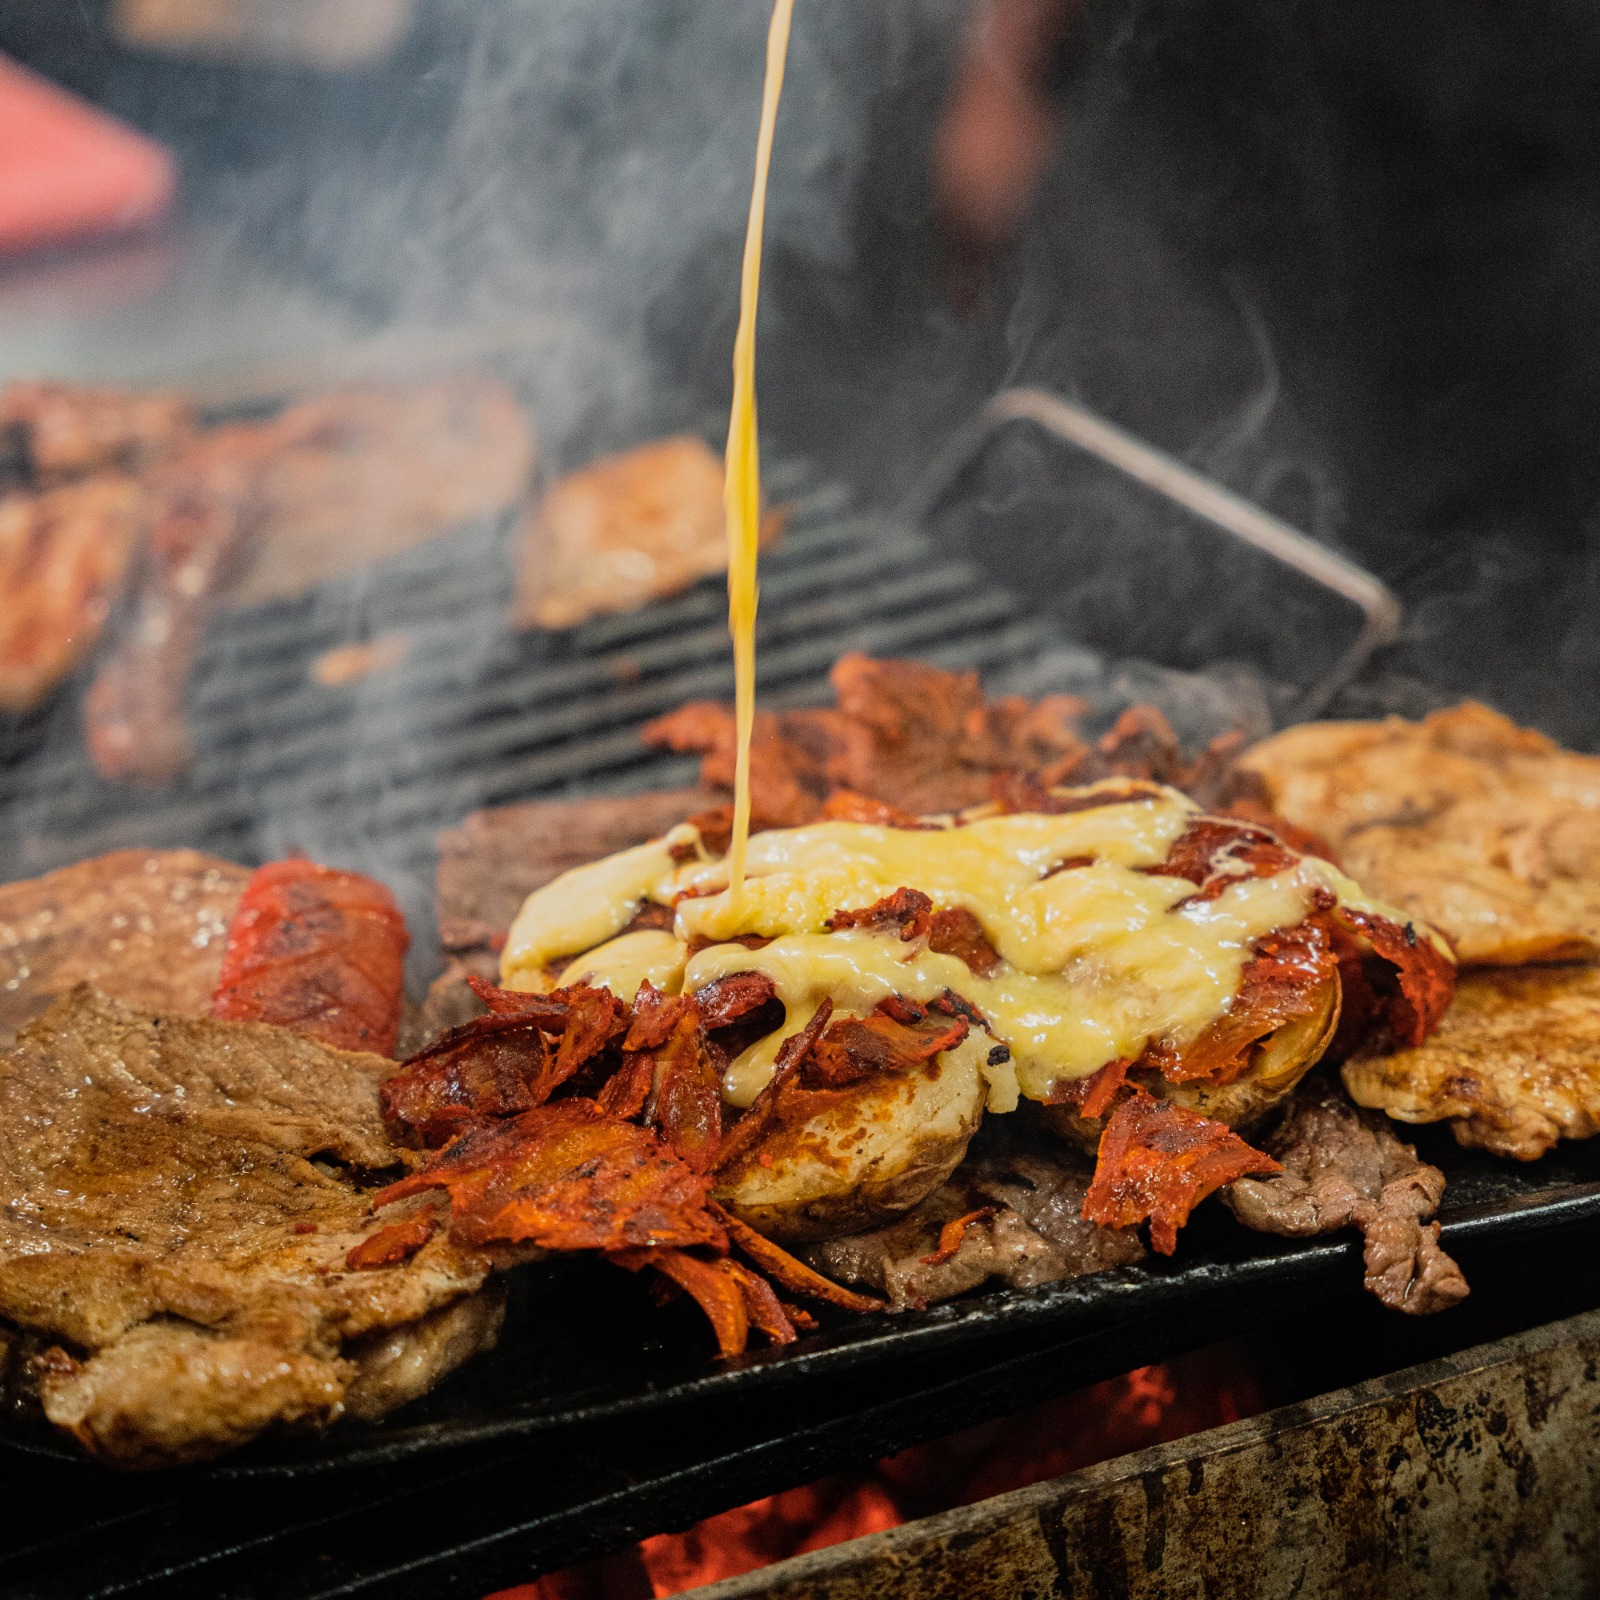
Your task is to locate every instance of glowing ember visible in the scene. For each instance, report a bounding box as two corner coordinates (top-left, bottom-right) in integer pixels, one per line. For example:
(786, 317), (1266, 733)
(498, 1344), (1273, 1599)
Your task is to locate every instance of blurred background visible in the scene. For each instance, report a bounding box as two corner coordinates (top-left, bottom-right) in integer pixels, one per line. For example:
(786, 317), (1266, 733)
(1, 0), (1597, 936)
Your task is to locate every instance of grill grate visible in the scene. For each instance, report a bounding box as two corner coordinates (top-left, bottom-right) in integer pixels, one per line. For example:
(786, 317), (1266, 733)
(0, 455), (1102, 959)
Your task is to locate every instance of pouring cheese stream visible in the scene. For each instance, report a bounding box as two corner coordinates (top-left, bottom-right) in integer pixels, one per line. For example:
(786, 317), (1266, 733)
(724, 0), (794, 912)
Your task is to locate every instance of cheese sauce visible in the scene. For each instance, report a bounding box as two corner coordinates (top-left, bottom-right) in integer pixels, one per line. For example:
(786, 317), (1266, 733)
(498, 787), (1416, 1107)
(724, 0), (795, 913)
(496, 2), (1432, 1122)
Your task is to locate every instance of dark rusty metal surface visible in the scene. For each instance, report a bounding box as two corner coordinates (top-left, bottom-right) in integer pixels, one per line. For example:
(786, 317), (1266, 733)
(699, 1305), (1600, 1600)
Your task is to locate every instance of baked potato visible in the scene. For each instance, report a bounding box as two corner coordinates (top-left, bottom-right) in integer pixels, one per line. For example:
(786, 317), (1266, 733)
(713, 1029), (990, 1243)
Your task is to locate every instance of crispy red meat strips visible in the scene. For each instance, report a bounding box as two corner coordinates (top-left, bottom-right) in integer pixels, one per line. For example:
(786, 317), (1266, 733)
(690, 971), (779, 1030)
(345, 1213), (437, 1271)
(383, 1012), (551, 1146)
(375, 1098), (723, 1253)
(1048, 1056), (1134, 1120)
(806, 1010), (970, 1089)
(1336, 907), (1456, 1048)
(382, 981), (626, 1146)
(608, 1248), (799, 1358)
(645, 653), (1252, 820)
(927, 907), (1001, 976)
(1220, 797), (1339, 864)
(827, 887), (1002, 977)
(708, 1202), (883, 1314)
(919, 1207), (1000, 1268)
(1146, 816), (1302, 902)
(1144, 914), (1338, 1086)
(827, 886), (933, 940)
(211, 858), (409, 1055)
(712, 998), (836, 1174)
(377, 979), (878, 1354)
(1082, 1088), (1281, 1255)
(649, 1010), (724, 1172)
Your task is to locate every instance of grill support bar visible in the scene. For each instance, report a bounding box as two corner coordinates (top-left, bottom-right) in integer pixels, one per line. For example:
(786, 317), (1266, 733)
(903, 387), (1403, 720)
(703, 1302), (1600, 1600)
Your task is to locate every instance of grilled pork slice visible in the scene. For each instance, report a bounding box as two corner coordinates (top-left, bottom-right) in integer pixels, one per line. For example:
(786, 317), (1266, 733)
(513, 436), (781, 631)
(0, 380), (194, 482)
(1343, 963), (1600, 1161)
(0, 475), (143, 712)
(1240, 702), (1600, 966)
(0, 849), (249, 1045)
(0, 987), (502, 1468)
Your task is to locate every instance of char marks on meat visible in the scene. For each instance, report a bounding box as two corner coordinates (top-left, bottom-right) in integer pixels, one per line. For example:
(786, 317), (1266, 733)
(0, 849), (248, 1045)
(1225, 1077), (1468, 1314)
(0, 987), (501, 1467)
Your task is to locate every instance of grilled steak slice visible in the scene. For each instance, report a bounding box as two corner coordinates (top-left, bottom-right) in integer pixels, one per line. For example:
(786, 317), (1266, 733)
(808, 1145), (1143, 1310)
(437, 787), (715, 958)
(0, 987), (500, 1467)
(0, 849), (249, 1046)
(0, 475), (144, 712)
(224, 378), (535, 610)
(1224, 1076), (1468, 1314)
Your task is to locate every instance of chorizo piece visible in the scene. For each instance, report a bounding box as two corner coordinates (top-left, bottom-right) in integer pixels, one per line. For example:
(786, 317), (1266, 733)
(211, 858), (408, 1055)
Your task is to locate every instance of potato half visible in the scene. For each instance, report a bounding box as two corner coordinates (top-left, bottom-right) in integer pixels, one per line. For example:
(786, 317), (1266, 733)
(713, 1030), (989, 1243)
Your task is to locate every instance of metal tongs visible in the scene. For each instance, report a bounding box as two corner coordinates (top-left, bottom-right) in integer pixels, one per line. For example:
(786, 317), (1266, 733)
(902, 386), (1402, 720)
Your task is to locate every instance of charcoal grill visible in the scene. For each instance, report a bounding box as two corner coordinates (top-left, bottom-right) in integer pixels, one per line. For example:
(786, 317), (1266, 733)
(2, 402), (1600, 1599)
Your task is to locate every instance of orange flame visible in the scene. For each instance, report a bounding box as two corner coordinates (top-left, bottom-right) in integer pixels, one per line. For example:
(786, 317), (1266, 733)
(499, 1344), (1272, 1600)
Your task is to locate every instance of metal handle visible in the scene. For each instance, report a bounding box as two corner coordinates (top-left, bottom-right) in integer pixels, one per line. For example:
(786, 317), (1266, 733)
(901, 386), (1402, 720)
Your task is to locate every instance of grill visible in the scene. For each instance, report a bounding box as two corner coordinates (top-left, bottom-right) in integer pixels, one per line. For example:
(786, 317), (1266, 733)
(0, 446), (1097, 962)
(1, 403), (1598, 1600)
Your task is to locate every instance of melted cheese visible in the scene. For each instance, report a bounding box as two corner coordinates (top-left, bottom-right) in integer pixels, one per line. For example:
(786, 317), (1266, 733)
(501, 828), (691, 983)
(559, 929), (686, 1001)
(724, 0), (794, 910)
(499, 785), (1408, 1107)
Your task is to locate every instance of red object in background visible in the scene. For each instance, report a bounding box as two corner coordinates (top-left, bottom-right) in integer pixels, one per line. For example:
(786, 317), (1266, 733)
(0, 55), (174, 259)
(503, 1344), (1275, 1599)
(211, 858), (410, 1056)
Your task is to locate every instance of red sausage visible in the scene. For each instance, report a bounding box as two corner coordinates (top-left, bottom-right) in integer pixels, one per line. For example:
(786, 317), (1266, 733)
(211, 859), (409, 1056)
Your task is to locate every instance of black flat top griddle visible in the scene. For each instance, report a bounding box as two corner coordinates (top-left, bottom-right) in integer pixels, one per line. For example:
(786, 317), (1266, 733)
(3, 1130), (1599, 1600)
